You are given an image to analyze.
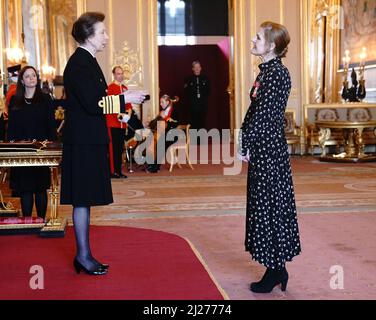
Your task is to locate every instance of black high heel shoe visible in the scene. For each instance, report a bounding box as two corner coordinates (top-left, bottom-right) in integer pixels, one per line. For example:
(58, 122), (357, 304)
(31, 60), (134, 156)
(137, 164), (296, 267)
(250, 268), (288, 293)
(253, 268), (271, 285)
(98, 263), (109, 270)
(73, 259), (108, 275)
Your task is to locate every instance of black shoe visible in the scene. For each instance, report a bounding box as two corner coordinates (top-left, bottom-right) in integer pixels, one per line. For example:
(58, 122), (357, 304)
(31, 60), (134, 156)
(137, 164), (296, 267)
(252, 268), (272, 285)
(97, 262), (109, 270)
(119, 173), (128, 179)
(147, 164), (160, 173)
(111, 173), (120, 179)
(73, 259), (108, 275)
(250, 268), (288, 293)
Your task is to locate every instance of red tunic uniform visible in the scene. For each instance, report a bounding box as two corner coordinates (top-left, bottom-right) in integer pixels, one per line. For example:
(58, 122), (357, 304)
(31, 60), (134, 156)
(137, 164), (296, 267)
(106, 81), (132, 174)
(5, 83), (17, 113)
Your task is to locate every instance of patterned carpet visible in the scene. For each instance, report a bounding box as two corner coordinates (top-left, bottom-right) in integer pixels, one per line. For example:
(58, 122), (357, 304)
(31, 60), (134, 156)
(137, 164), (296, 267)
(3, 155), (376, 299)
(57, 157), (376, 220)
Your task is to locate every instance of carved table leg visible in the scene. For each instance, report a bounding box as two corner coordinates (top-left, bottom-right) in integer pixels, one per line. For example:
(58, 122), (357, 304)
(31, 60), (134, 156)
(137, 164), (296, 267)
(318, 128), (331, 157)
(354, 127), (365, 158)
(40, 166), (66, 237)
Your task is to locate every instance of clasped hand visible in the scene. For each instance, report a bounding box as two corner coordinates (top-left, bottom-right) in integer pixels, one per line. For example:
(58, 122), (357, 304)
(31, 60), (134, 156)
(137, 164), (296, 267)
(237, 150), (250, 162)
(118, 113), (130, 123)
(122, 90), (149, 105)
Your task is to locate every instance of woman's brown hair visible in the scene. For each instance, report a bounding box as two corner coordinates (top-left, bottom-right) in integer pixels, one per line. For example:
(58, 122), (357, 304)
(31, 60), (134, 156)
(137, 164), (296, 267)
(260, 21), (290, 58)
(13, 66), (44, 108)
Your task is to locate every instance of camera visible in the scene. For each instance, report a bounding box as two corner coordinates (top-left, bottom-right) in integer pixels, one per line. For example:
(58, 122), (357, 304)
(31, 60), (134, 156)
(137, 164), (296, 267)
(142, 95), (150, 102)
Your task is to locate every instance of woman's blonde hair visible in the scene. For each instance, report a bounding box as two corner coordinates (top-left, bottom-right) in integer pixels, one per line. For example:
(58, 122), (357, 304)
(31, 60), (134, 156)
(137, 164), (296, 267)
(160, 94), (171, 103)
(260, 21), (290, 58)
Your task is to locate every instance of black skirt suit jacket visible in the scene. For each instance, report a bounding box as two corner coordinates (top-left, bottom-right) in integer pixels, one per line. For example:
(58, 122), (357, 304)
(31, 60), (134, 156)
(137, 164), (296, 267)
(60, 47), (113, 206)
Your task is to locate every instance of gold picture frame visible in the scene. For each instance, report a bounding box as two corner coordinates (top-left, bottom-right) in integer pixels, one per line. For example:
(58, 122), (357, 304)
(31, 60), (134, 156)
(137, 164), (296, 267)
(1, 0), (86, 79)
(339, 0), (376, 70)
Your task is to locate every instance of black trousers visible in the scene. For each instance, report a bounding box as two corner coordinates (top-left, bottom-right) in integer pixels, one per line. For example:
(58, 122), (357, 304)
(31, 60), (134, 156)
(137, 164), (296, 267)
(190, 101), (208, 130)
(111, 128), (126, 174)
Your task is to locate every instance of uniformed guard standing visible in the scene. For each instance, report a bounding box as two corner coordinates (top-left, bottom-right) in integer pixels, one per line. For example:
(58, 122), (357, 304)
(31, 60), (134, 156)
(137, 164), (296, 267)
(184, 60), (210, 131)
(106, 65), (132, 178)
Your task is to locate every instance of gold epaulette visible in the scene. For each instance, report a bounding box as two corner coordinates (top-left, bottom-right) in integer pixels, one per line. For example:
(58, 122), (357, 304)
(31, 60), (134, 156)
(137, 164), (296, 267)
(98, 95), (121, 114)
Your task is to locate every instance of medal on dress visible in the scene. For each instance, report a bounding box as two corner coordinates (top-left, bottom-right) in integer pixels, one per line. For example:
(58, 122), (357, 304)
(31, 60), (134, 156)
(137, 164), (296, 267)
(252, 81), (261, 98)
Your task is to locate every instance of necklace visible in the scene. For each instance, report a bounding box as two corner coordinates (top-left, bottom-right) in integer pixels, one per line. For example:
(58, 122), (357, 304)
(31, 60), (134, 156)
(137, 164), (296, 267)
(24, 98), (32, 105)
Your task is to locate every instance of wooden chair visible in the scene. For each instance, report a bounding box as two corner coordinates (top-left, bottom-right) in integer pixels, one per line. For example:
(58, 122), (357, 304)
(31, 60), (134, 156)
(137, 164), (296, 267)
(168, 124), (194, 172)
(284, 110), (301, 155)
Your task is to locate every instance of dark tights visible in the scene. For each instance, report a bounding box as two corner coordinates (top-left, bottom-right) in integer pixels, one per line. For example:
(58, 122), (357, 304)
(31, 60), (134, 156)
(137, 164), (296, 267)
(20, 191), (48, 219)
(72, 207), (102, 271)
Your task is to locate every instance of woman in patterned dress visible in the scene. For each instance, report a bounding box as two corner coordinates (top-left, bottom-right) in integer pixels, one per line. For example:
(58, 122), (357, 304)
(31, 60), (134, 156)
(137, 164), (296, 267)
(239, 21), (302, 293)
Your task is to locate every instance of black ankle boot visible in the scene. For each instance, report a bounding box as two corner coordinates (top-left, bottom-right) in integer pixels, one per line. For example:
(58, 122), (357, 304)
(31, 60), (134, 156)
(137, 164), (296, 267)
(250, 267), (288, 293)
(252, 268), (271, 286)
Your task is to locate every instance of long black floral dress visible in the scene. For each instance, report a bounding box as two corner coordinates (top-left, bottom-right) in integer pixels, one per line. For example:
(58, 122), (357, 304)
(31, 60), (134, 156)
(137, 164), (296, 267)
(239, 57), (301, 270)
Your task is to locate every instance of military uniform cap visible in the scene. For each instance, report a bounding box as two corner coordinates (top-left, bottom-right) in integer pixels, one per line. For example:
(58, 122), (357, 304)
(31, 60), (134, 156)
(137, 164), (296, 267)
(7, 64), (21, 77)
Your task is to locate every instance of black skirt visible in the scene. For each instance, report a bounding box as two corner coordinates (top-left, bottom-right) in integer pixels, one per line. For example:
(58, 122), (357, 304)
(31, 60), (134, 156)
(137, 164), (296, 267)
(60, 144), (113, 207)
(10, 167), (51, 193)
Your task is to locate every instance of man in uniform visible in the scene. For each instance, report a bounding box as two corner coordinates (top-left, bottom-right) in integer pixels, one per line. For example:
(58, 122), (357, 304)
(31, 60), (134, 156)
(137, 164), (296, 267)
(184, 60), (210, 131)
(106, 66), (132, 178)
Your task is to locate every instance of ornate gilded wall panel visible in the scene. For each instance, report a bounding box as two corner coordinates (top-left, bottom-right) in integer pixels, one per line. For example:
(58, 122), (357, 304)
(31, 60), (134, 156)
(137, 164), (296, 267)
(1, 0), (86, 77)
(302, 0), (341, 105)
(48, 0), (78, 75)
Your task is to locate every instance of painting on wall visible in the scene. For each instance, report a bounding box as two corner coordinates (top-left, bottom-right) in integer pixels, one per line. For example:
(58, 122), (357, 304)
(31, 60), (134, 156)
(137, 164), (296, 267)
(48, 0), (78, 76)
(340, 0), (376, 68)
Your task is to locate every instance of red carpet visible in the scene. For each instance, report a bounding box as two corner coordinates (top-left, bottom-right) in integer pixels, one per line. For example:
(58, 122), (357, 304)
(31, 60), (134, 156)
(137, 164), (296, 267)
(0, 226), (224, 300)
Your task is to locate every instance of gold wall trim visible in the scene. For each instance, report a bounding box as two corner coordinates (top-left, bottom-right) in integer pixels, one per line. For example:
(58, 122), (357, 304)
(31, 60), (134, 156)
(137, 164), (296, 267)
(233, 0), (248, 130)
(148, 0), (159, 118)
(108, 0), (113, 77)
(227, 0), (235, 134)
(76, 0), (86, 16)
(279, 0), (285, 25)
(300, 0), (309, 106)
(137, 0), (144, 88)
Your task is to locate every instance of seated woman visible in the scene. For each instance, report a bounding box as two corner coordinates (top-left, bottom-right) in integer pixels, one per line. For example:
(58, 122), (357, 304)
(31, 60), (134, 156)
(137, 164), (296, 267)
(146, 94), (179, 173)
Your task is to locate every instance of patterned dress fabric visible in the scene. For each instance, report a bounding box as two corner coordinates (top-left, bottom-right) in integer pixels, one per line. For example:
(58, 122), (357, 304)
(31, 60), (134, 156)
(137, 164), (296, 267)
(240, 57), (302, 270)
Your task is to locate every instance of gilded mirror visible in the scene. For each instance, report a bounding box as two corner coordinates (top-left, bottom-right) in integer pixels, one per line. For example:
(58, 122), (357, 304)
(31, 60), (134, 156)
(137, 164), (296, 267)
(1, 0), (86, 85)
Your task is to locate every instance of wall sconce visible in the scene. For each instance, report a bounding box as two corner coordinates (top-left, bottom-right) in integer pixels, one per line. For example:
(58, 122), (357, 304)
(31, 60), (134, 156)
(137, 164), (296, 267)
(41, 64), (56, 96)
(41, 64), (56, 83)
(5, 47), (30, 65)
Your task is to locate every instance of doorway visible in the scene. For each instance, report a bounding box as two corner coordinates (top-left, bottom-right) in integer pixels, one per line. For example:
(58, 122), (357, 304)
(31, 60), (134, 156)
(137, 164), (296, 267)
(157, 0), (231, 131)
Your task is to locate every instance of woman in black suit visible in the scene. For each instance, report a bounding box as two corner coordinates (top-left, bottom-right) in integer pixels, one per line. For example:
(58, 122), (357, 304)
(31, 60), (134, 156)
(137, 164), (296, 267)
(61, 12), (146, 275)
(7, 66), (56, 219)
